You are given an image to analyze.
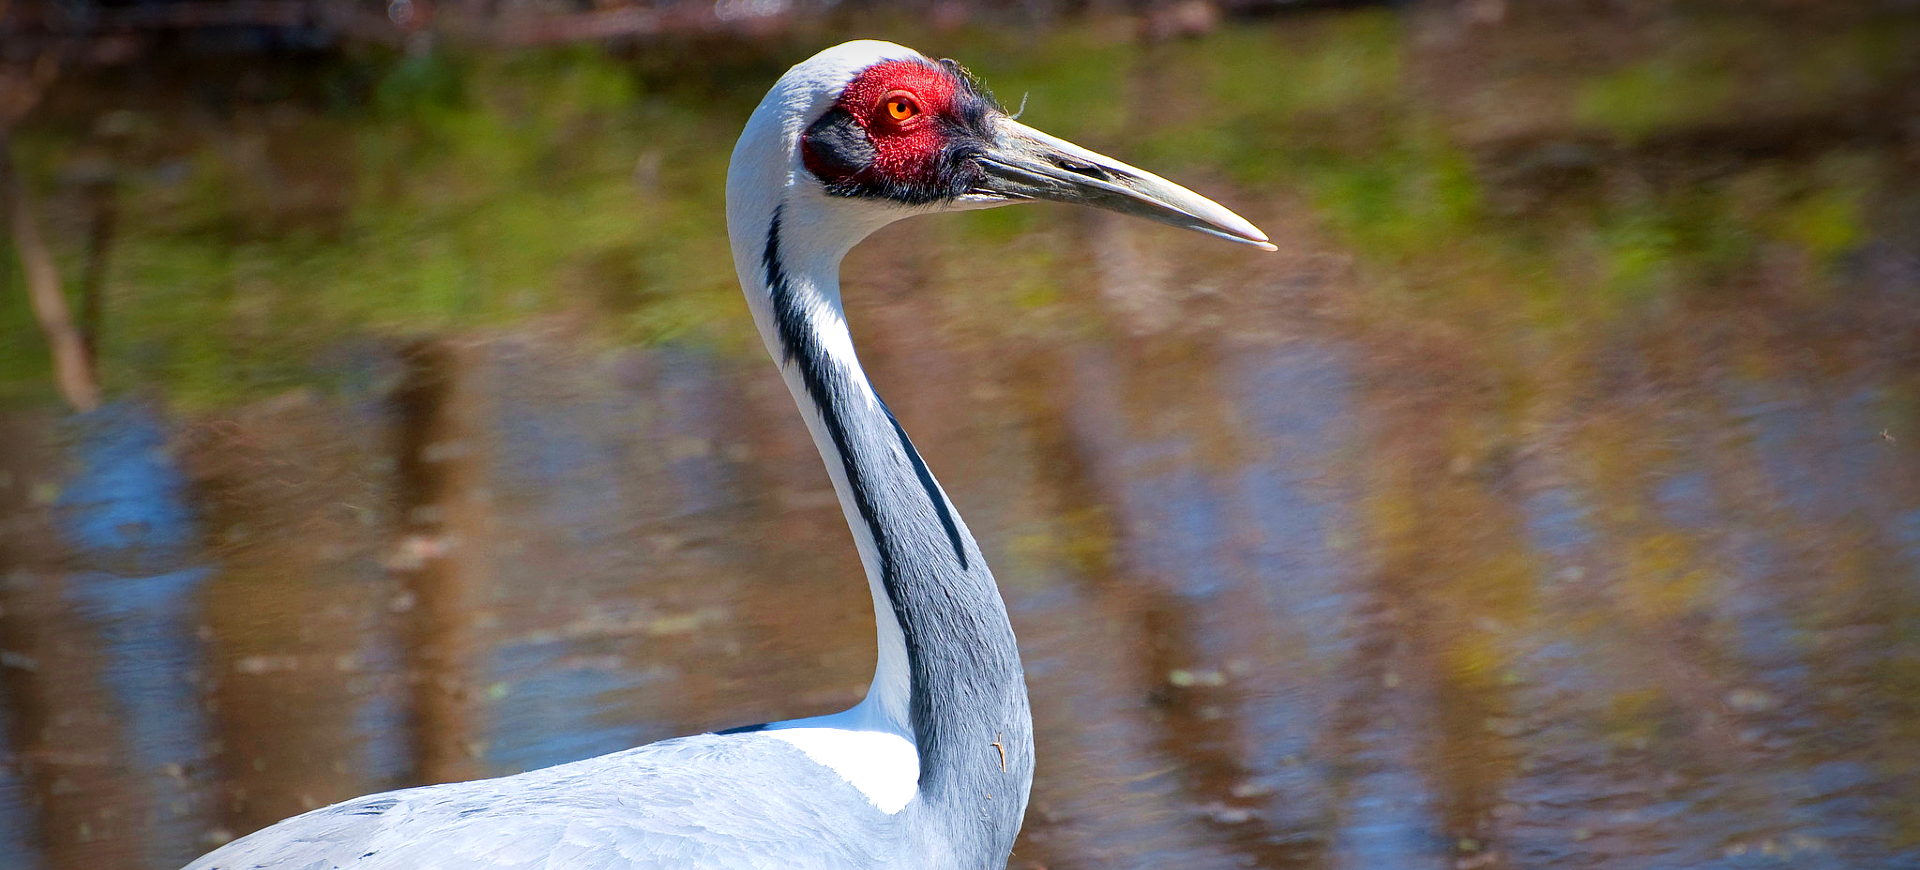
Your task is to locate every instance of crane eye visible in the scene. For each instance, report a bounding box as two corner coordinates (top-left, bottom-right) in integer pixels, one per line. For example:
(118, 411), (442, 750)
(883, 92), (920, 122)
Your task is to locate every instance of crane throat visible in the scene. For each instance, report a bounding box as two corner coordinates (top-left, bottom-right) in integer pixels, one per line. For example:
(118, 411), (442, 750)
(760, 207), (970, 572)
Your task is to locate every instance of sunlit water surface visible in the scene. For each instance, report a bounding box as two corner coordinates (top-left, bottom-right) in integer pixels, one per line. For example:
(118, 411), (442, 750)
(3, 11), (1919, 870)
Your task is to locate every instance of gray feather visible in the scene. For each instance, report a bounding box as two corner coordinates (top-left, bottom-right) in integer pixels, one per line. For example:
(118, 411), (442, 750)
(185, 733), (897, 870)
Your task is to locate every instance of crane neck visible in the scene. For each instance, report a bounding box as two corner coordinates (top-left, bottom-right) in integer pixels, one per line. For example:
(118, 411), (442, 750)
(725, 184), (1032, 850)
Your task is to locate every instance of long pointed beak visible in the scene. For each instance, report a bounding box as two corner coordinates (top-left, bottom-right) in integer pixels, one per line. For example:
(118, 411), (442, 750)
(970, 117), (1277, 251)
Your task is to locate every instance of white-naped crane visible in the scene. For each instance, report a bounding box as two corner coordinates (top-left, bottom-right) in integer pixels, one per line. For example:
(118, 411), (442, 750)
(184, 40), (1272, 870)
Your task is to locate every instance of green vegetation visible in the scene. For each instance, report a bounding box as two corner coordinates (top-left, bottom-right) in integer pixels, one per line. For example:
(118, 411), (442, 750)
(1574, 20), (1913, 141)
(2, 46), (749, 405)
(2, 9), (1913, 405)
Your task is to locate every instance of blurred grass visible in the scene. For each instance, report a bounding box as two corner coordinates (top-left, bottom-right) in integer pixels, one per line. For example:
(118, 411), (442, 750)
(3, 45), (747, 405)
(1, 7), (1914, 405)
(1574, 20), (1913, 141)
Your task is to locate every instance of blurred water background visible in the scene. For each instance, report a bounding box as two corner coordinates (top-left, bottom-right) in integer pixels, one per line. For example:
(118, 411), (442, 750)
(2, 1), (1918, 868)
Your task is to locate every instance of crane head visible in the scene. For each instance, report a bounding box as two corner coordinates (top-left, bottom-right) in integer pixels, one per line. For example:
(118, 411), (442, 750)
(731, 41), (1276, 253)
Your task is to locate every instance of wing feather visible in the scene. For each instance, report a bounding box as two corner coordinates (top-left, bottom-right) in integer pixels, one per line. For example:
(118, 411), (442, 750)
(184, 734), (895, 870)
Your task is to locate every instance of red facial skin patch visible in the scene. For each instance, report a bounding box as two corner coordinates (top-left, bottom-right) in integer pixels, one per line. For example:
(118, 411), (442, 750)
(801, 58), (998, 204)
(823, 60), (960, 190)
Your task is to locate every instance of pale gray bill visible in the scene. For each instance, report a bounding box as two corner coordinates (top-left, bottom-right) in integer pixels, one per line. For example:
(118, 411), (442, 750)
(971, 117), (1278, 251)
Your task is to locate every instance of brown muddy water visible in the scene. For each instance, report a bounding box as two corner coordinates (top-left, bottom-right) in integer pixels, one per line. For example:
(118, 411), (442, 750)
(3, 9), (1920, 870)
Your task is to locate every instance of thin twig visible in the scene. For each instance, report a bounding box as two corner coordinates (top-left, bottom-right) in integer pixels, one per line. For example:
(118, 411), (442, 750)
(2, 118), (101, 411)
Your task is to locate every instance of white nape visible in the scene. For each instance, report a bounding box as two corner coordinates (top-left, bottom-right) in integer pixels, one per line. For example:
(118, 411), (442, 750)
(807, 298), (871, 401)
(765, 698), (919, 814)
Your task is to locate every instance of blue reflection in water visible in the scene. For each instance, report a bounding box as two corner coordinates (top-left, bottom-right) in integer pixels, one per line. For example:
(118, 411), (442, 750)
(1233, 344), (1446, 870)
(483, 640), (662, 776)
(1522, 482), (1594, 561)
(53, 404), (212, 867)
(1898, 508), (1920, 566)
(350, 630), (413, 793)
(1653, 470), (1714, 531)
(1716, 385), (1919, 868)
(1233, 343), (1358, 784)
(480, 349), (744, 775)
(1508, 378), (1920, 869)
(1743, 384), (1891, 525)
(1336, 764), (1445, 870)
(0, 732), (31, 869)
(651, 346), (738, 520)
(494, 349), (634, 549)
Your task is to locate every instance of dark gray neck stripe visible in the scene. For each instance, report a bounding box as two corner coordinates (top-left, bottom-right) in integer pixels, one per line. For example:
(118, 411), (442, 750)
(761, 206), (968, 571)
(879, 397), (968, 570)
(761, 205), (1031, 851)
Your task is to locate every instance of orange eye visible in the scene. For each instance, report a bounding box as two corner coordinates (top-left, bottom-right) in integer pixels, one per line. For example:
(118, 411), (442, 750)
(884, 93), (920, 122)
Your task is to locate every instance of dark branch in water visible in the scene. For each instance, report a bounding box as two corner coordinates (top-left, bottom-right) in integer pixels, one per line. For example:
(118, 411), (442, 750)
(1, 53), (101, 411)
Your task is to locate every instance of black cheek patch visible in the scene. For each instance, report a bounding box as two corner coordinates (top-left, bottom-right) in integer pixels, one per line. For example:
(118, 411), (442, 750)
(931, 128), (987, 198)
(801, 107), (876, 191)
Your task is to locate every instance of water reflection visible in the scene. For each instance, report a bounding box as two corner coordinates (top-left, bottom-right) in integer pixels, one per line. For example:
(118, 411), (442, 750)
(4, 9), (1920, 870)
(181, 390), (402, 844)
(390, 339), (491, 787)
(4, 245), (1917, 868)
(2, 411), (157, 870)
